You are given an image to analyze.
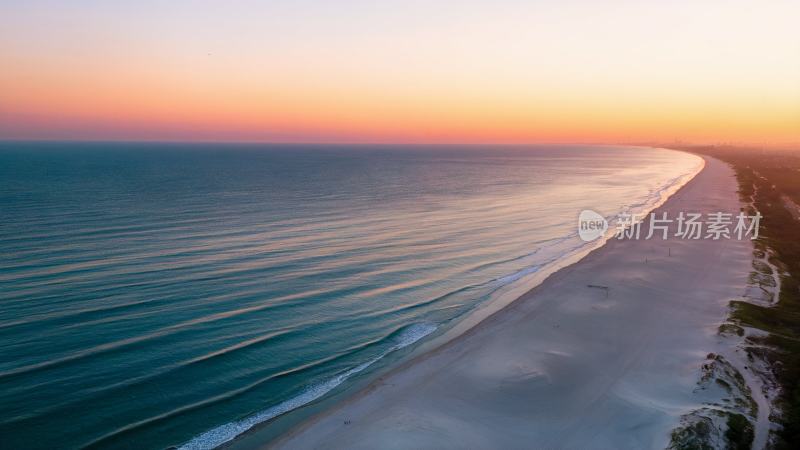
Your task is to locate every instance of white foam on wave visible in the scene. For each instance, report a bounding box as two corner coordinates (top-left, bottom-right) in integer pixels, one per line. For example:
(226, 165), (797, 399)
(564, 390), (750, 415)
(492, 153), (701, 295)
(178, 322), (437, 450)
(179, 149), (703, 450)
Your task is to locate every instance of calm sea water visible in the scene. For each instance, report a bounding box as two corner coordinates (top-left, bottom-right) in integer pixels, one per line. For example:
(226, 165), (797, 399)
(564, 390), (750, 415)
(0, 143), (701, 449)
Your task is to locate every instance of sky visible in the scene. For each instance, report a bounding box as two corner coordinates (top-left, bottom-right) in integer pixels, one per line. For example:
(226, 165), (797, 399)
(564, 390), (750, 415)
(1, 0), (798, 144)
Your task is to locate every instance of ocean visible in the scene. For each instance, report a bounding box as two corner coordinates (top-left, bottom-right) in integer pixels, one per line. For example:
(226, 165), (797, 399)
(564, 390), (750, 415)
(0, 143), (702, 449)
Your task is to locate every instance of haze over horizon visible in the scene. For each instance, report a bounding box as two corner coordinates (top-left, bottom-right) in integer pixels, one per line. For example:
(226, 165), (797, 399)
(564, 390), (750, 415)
(1, 0), (798, 145)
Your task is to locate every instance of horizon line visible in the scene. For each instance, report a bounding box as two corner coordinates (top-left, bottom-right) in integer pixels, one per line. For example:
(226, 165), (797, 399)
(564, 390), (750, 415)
(1, 137), (795, 149)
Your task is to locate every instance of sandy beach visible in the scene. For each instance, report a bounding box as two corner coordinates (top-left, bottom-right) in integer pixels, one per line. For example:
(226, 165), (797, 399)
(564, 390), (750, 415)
(266, 156), (759, 449)
(4, 1), (796, 447)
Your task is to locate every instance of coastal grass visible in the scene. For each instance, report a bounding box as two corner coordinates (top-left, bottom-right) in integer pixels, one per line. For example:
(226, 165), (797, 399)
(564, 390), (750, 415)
(669, 409), (754, 450)
(687, 146), (800, 449)
(726, 412), (756, 450)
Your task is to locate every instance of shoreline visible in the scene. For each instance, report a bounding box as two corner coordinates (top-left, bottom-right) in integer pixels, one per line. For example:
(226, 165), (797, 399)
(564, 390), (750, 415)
(255, 154), (762, 449)
(402, 147), (706, 370)
(213, 147), (704, 450)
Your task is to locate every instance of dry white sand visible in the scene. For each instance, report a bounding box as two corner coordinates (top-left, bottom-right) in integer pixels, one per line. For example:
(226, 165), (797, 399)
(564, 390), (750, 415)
(269, 156), (754, 450)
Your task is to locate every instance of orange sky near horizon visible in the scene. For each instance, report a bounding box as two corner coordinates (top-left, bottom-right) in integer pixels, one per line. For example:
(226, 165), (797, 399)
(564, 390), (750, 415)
(1, 0), (798, 145)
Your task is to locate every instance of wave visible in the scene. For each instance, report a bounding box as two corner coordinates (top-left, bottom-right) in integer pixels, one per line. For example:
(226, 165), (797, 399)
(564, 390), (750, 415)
(0, 145), (709, 450)
(176, 322), (437, 450)
(176, 149), (705, 450)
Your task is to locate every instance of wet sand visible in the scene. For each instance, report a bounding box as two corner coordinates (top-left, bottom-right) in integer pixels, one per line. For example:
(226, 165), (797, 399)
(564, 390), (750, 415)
(268, 156), (754, 449)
